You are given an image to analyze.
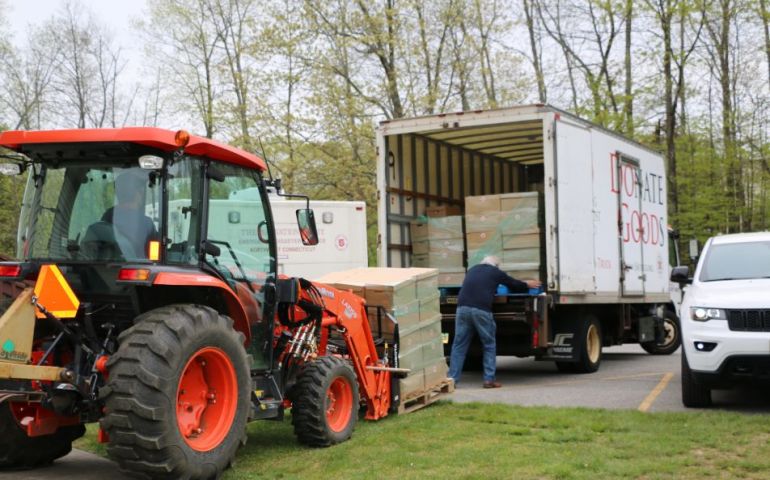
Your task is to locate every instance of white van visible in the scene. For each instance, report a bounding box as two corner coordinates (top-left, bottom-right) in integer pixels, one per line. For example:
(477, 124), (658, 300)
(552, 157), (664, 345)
(672, 232), (770, 407)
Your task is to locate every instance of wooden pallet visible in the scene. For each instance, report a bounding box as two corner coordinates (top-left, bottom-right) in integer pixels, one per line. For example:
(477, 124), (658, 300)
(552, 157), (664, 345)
(397, 378), (455, 415)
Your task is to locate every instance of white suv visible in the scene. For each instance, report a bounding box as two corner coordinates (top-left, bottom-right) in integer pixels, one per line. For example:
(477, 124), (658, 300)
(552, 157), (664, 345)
(671, 232), (770, 407)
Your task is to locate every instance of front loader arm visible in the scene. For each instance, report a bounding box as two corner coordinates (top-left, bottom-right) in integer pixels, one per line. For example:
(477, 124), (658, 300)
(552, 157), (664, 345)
(288, 280), (392, 420)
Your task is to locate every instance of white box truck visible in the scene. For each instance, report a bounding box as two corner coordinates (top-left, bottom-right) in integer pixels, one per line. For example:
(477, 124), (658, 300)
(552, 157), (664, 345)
(376, 104), (680, 372)
(169, 190), (368, 280)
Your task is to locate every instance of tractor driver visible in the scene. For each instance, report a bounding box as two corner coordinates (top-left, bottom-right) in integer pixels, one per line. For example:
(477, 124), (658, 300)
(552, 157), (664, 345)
(101, 169), (159, 258)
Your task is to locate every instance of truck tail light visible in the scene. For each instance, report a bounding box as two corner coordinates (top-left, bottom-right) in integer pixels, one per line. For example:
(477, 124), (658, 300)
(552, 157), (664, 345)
(532, 314), (540, 348)
(0, 264), (21, 278)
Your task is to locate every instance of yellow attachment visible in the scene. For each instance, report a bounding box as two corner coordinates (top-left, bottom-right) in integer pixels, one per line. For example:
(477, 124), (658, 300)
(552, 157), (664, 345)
(0, 362), (65, 382)
(33, 265), (80, 319)
(0, 288), (36, 364)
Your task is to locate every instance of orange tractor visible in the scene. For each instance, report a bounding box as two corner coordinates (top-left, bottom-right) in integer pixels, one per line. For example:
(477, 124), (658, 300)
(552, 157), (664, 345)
(0, 128), (397, 478)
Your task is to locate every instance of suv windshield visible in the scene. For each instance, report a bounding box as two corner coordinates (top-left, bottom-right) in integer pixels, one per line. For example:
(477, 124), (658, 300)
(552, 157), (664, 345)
(699, 241), (770, 282)
(18, 161), (162, 262)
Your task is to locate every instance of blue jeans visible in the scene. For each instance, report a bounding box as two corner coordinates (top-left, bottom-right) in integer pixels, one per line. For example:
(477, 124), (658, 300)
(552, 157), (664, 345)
(448, 306), (497, 383)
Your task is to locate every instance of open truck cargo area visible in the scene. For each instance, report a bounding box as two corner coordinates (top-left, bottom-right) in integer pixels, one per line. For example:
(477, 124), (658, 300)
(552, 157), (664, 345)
(376, 105), (681, 372)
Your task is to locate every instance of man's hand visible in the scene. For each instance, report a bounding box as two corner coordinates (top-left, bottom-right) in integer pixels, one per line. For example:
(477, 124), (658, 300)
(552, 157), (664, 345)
(525, 279), (542, 289)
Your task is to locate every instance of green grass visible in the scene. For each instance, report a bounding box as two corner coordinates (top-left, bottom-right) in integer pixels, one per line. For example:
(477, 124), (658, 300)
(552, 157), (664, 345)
(75, 402), (770, 479)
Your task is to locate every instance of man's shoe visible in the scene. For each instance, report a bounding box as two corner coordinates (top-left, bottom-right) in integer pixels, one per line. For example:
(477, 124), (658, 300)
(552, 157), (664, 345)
(483, 381), (502, 389)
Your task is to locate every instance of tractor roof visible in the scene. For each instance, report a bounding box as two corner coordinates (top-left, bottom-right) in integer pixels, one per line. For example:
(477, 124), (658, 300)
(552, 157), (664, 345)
(0, 127), (267, 171)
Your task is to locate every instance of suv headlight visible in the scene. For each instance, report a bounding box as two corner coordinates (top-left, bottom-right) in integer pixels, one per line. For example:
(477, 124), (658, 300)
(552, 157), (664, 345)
(690, 307), (727, 321)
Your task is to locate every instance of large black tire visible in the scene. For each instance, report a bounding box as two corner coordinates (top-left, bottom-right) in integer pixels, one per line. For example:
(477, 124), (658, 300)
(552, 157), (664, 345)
(572, 315), (603, 373)
(291, 356), (359, 447)
(101, 305), (251, 479)
(641, 310), (681, 355)
(0, 402), (85, 469)
(681, 351), (712, 408)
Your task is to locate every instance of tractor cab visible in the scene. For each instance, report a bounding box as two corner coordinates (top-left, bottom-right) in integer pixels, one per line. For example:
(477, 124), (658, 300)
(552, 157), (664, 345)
(0, 129), (320, 371)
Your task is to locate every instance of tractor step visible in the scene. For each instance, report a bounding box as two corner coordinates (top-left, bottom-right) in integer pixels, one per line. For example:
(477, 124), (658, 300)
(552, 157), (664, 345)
(396, 378), (454, 415)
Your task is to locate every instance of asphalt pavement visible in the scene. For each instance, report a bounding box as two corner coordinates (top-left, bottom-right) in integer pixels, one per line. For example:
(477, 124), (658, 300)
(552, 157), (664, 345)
(451, 343), (770, 414)
(4, 343), (770, 479)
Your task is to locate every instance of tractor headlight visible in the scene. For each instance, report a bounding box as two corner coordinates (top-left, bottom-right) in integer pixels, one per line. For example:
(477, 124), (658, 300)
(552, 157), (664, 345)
(690, 307), (727, 321)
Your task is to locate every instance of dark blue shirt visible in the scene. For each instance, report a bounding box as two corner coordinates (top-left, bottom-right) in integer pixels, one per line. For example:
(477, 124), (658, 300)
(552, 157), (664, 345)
(457, 264), (529, 312)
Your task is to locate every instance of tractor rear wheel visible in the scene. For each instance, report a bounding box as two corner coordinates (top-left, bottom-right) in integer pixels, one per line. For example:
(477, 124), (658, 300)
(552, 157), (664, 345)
(0, 401), (85, 468)
(291, 356), (359, 447)
(101, 305), (250, 479)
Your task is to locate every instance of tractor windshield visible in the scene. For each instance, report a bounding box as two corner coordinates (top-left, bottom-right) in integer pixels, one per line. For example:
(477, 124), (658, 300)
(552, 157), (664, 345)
(17, 161), (162, 262)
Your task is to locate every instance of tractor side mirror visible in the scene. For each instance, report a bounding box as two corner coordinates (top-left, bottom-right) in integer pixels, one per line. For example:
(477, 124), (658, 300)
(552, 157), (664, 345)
(670, 265), (691, 285)
(296, 209), (319, 246)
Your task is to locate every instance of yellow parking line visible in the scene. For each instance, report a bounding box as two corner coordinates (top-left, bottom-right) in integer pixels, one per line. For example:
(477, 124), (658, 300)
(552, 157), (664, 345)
(638, 372), (674, 412)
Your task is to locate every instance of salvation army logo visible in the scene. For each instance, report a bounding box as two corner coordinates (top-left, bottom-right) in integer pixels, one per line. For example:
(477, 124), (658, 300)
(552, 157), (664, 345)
(335, 235), (348, 251)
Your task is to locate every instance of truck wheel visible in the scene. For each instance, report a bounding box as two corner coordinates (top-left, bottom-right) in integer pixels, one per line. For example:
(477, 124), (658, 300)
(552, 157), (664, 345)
(101, 305), (250, 479)
(681, 351), (711, 408)
(291, 356), (359, 447)
(573, 315), (602, 373)
(641, 310), (680, 355)
(0, 402), (85, 469)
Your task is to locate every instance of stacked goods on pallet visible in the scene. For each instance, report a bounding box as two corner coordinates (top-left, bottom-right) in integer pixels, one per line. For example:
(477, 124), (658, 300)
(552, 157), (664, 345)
(410, 210), (465, 287)
(499, 192), (543, 280)
(465, 194), (503, 267)
(465, 192), (543, 281)
(315, 267), (448, 400)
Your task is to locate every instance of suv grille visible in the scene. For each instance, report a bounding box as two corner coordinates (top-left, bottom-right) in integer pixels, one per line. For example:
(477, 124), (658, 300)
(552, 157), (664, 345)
(727, 310), (770, 332)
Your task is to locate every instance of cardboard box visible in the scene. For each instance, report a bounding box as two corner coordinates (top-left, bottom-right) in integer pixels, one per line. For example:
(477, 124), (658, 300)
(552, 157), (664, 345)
(364, 272), (417, 308)
(419, 314), (443, 343)
(399, 370), (425, 399)
(422, 336), (444, 364)
(418, 252), (464, 269)
(423, 358), (449, 390)
(419, 293), (441, 321)
(502, 233), (541, 249)
(466, 231), (501, 251)
(411, 240), (429, 255)
(498, 207), (540, 235)
(465, 194), (502, 214)
(410, 216), (463, 241)
(392, 299), (421, 330)
(465, 211), (503, 233)
(502, 247), (541, 264)
(398, 343), (424, 370)
(426, 205), (462, 217)
(438, 271), (465, 286)
(398, 325), (423, 352)
(502, 263), (540, 280)
(500, 192), (540, 211)
(428, 238), (465, 254)
(406, 268), (439, 298)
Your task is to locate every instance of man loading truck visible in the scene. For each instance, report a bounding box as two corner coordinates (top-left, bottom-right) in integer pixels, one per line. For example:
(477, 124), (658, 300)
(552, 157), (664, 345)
(449, 255), (542, 387)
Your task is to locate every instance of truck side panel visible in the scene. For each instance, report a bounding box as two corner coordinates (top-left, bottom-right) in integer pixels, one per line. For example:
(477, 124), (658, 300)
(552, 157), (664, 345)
(553, 119), (596, 294)
(585, 127), (669, 300)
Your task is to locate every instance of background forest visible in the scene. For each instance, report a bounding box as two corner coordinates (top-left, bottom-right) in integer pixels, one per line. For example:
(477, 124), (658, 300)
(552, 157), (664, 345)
(0, 0), (768, 263)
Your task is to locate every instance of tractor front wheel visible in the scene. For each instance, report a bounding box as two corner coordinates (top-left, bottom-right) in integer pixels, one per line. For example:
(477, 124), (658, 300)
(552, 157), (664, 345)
(0, 401), (85, 469)
(101, 305), (250, 479)
(291, 356), (359, 447)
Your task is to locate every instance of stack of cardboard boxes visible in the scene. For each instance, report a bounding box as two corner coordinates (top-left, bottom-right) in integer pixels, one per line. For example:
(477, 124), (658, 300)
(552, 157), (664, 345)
(315, 267), (448, 400)
(410, 206), (465, 286)
(465, 192), (543, 280)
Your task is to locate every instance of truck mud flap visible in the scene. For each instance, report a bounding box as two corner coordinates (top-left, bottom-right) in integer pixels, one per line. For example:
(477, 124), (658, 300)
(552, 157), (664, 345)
(540, 318), (580, 362)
